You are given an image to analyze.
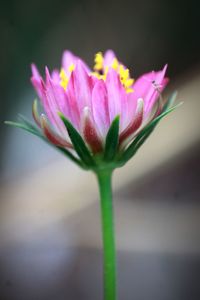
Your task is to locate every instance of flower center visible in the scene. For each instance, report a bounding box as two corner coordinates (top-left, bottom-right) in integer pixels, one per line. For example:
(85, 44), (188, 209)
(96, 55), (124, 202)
(92, 52), (134, 93)
(59, 53), (134, 94)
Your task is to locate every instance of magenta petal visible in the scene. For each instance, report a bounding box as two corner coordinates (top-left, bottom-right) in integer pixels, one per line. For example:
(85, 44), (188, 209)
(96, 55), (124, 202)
(82, 107), (103, 154)
(92, 80), (110, 138)
(120, 92), (138, 132)
(103, 50), (117, 68)
(62, 50), (77, 74)
(65, 75), (81, 130)
(44, 67), (69, 136)
(51, 69), (60, 84)
(72, 60), (93, 113)
(62, 50), (90, 74)
(132, 65), (168, 118)
(105, 68), (123, 124)
(119, 98), (144, 145)
(31, 64), (44, 100)
(31, 63), (41, 80)
(40, 114), (73, 148)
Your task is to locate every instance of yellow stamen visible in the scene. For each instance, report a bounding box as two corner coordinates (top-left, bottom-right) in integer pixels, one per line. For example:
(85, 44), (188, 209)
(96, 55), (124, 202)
(60, 68), (68, 90)
(112, 58), (119, 70)
(68, 63), (75, 72)
(126, 88), (134, 93)
(59, 64), (75, 90)
(91, 66), (108, 81)
(94, 52), (104, 71)
(119, 65), (129, 81)
(124, 78), (134, 88)
(118, 64), (134, 93)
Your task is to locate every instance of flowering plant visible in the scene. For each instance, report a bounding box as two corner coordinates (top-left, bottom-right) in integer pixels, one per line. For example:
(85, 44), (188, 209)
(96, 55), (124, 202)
(6, 50), (179, 300)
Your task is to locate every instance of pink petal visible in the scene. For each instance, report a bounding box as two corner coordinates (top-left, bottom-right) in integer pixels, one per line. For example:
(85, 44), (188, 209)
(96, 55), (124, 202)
(105, 68), (126, 128)
(51, 69), (60, 84)
(71, 60), (93, 113)
(62, 50), (90, 74)
(92, 80), (110, 138)
(44, 67), (69, 136)
(82, 107), (103, 154)
(65, 75), (81, 130)
(133, 65), (168, 118)
(62, 50), (78, 75)
(103, 50), (117, 68)
(120, 91), (138, 132)
(31, 64), (44, 99)
(31, 63), (41, 80)
(103, 50), (128, 71)
(119, 98), (144, 146)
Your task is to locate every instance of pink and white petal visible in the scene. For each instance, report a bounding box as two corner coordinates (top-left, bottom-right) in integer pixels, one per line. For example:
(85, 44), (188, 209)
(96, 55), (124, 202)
(121, 91), (138, 131)
(31, 63), (41, 81)
(44, 67), (68, 136)
(51, 69), (60, 84)
(82, 107), (103, 154)
(103, 50), (117, 68)
(62, 50), (78, 74)
(144, 67), (169, 116)
(105, 68), (124, 124)
(133, 65), (168, 118)
(92, 80), (110, 138)
(71, 60), (93, 112)
(65, 75), (81, 130)
(45, 72), (70, 118)
(119, 98), (144, 146)
(62, 50), (91, 75)
(40, 114), (72, 148)
(31, 64), (45, 99)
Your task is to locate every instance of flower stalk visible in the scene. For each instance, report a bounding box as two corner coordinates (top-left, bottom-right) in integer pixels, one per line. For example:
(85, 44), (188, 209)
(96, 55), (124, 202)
(96, 169), (116, 300)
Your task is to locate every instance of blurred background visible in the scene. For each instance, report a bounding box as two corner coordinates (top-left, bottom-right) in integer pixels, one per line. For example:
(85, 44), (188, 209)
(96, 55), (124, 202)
(0, 0), (200, 299)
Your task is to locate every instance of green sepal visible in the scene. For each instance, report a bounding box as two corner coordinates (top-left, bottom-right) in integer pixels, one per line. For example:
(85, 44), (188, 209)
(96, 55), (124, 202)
(5, 120), (44, 139)
(117, 100), (181, 166)
(5, 118), (87, 170)
(104, 115), (120, 162)
(58, 112), (96, 167)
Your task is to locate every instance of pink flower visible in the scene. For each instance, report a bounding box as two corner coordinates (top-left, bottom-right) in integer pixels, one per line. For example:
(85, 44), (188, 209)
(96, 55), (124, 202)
(31, 50), (168, 154)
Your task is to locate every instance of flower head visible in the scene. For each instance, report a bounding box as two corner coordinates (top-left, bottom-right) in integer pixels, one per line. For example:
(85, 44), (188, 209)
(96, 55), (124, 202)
(6, 50), (179, 170)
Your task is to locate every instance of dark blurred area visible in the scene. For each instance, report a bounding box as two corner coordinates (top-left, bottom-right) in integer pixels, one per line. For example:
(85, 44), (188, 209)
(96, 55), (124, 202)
(0, 0), (200, 299)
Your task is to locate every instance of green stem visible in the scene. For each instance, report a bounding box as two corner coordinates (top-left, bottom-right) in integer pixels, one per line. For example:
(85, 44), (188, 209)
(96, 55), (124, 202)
(96, 169), (117, 300)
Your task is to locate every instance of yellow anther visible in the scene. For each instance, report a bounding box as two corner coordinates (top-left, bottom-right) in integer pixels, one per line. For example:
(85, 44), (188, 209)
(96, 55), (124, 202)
(117, 64), (134, 93)
(91, 66), (108, 81)
(68, 63), (75, 72)
(94, 52), (104, 71)
(124, 78), (134, 88)
(60, 68), (69, 90)
(119, 65), (129, 81)
(112, 58), (119, 70)
(126, 88), (134, 93)
(60, 65), (75, 90)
